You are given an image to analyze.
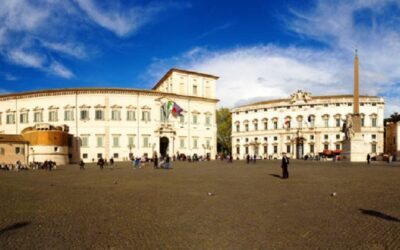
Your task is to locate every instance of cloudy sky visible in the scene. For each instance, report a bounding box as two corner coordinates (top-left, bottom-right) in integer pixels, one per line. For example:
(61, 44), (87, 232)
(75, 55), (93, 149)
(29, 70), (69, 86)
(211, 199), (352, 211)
(0, 0), (399, 116)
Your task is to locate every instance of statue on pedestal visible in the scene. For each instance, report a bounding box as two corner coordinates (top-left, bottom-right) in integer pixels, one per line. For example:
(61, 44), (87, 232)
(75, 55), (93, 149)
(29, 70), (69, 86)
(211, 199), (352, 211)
(342, 115), (354, 140)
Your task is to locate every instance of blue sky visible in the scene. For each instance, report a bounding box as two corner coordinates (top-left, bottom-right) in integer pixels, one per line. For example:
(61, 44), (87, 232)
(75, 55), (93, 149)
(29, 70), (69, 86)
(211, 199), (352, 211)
(0, 0), (399, 116)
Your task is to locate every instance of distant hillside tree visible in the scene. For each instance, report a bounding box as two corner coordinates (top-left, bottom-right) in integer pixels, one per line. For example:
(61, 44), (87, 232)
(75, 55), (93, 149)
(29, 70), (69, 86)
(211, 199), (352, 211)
(217, 107), (232, 154)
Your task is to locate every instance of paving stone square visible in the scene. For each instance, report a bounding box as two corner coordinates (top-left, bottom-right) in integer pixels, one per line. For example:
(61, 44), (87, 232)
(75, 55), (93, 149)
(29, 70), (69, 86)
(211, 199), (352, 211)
(0, 160), (399, 249)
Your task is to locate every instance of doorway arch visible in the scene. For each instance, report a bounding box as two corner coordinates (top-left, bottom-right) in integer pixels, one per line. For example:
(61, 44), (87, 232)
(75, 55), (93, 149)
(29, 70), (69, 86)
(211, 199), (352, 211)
(296, 137), (304, 159)
(160, 137), (169, 157)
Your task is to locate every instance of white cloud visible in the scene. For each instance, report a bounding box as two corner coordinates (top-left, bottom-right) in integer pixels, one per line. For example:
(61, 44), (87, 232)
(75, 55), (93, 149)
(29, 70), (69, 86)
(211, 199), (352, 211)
(0, 0), (50, 32)
(0, 0), (175, 77)
(41, 41), (87, 59)
(0, 28), (6, 45)
(148, 46), (352, 107)
(147, 0), (400, 117)
(5, 74), (18, 81)
(48, 61), (75, 79)
(7, 49), (46, 68)
(75, 0), (166, 37)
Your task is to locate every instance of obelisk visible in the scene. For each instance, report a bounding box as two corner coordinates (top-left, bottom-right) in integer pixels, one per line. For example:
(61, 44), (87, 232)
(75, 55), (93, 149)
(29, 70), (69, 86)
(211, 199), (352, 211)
(341, 49), (369, 162)
(352, 49), (361, 132)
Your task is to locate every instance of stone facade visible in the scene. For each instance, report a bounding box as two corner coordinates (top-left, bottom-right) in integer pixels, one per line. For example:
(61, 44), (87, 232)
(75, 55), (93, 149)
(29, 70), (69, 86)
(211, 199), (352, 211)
(0, 69), (218, 164)
(231, 90), (384, 160)
(0, 135), (29, 164)
(21, 124), (70, 165)
(385, 121), (400, 161)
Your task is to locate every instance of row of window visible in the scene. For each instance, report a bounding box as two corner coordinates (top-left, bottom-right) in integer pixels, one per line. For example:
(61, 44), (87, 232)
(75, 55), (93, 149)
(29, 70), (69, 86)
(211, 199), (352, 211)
(235, 102), (379, 114)
(0, 110), (212, 126)
(236, 134), (377, 143)
(236, 143), (377, 155)
(178, 137), (212, 149)
(167, 82), (212, 97)
(82, 153), (121, 160)
(0, 147), (25, 155)
(235, 116), (378, 132)
(80, 135), (212, 150)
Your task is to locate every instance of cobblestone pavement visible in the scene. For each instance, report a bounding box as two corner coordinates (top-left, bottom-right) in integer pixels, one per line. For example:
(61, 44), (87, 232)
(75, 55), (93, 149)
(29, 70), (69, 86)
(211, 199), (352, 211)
(0, 160), (399, 249)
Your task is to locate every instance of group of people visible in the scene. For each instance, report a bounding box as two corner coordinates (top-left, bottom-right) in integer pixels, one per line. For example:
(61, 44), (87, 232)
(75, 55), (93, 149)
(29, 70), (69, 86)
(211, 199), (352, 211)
(0, 161), (29, 171)
(152, 152), (171, 169)
(96, 157), (115, 170)
(126, 153), (171, 169)
(0, 160), (57, 171)
(176, 152), (211, 162)
(246, 154), (258, 164)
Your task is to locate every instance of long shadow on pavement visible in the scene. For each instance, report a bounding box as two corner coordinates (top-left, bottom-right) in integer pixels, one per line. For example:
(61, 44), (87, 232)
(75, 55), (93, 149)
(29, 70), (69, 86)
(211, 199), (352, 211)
(359, 209), (400, 222)
(0, 221), (31, 236)
(269, 174), (282, 179)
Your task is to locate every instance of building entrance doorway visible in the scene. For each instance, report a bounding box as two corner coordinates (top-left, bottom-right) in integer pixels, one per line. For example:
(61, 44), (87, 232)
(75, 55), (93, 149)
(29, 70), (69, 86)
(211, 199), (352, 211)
(296, 138), (304, 159)
(254, 146), (259, 156)
(160, 137), (169, 157)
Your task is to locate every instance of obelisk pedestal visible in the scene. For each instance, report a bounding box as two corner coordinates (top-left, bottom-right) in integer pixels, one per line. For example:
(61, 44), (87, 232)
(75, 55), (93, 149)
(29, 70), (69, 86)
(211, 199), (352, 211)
(341, 131), (369, 162)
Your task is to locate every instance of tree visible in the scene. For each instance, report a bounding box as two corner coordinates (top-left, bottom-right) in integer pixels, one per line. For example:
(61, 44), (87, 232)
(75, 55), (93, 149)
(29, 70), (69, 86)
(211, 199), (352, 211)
(384, 112), (400, 125)
(216, 107), (232, 154)
(390, 112), (400, 122)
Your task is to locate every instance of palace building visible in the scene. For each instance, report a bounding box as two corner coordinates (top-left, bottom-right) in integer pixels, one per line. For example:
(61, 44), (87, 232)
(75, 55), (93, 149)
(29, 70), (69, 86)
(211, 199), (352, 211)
(231, 90), (384, 160)
(0, 69), (218, 164)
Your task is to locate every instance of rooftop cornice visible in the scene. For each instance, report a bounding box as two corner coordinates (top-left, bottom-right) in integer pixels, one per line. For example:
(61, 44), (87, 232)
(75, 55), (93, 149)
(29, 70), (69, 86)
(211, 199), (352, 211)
(0, 87), (219, 103)
(152, 68), (219, 90)
(232, 94), (384, 111)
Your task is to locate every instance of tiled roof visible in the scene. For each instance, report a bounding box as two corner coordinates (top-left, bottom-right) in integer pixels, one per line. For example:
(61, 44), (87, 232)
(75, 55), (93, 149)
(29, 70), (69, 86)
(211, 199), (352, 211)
(0, 134), (28, 143)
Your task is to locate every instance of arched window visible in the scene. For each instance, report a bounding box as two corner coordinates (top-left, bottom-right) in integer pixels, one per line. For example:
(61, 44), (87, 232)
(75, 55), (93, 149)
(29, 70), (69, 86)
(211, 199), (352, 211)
(262, 118), (268, 130)
(253, 119), (258, 131)
(243, 120), (249, 132)
(370, 113), (378, 127)
(322, 114), (330, 128)
(334, 114), (341, 127)
(308, 115), (315, 127)
(296, 115), (303, 129)
(360, 113), (365, 127)
(284, 116), (291, 129)
(272, 117), (278, 130)
(235, 121), (240, 132)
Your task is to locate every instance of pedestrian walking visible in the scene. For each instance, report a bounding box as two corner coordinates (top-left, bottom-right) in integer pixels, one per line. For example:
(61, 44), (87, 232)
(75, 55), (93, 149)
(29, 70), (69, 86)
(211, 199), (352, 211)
(153, 151), (158, 169)
(281, 153), (289, 179)
(134, 157), (140, 169)
(367, 154), (371, 165)
(253, 154), (257, 164)
(246, 154), (250, 164)
(79, 159), (85, 170)
(97, 157), (104, 170)
(110, 157), (114, 169)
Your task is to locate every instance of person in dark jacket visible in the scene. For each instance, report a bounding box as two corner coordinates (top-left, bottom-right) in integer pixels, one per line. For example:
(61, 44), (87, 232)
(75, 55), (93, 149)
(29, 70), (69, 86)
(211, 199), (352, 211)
(97, 157), (104, 170)
(153, 152), (158, 169)
(164, 154), (170, 169)
(281, 153), (289, 179)
(79, 159), (85, 170)
(367, 154), (371, 165)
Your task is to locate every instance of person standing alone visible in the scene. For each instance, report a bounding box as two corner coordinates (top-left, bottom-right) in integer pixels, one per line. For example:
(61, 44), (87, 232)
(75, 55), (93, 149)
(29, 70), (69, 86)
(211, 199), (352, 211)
(153, 152), (158, 169)
(367, 154), (371, 165)
(281, 153), (289, 179)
